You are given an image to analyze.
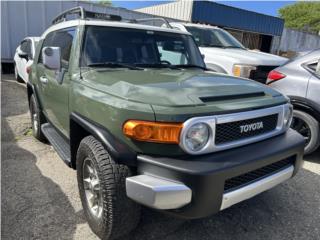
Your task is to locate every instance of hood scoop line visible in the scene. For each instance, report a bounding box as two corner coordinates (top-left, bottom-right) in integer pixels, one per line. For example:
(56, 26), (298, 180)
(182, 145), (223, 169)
(200, 92), (265, 103)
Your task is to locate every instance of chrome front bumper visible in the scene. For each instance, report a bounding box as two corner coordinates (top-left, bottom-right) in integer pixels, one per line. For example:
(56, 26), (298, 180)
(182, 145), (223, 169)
(220, 165), (294, 210)
(126, 165), (294, 211)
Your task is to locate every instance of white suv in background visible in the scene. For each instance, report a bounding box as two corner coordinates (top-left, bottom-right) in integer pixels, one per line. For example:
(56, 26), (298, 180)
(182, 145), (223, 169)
(170, 23), (288, 83)
(14, 37), (40, 83)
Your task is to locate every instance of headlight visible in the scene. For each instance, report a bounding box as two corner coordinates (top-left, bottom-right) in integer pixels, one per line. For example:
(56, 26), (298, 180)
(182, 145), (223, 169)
(184, 123), (210, 152)
(283, 104), (293, 128)
(233, 64), (256, 78)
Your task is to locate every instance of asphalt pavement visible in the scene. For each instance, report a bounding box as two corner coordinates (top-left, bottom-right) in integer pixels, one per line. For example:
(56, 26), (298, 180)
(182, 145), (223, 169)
(2, 74), (320, 240)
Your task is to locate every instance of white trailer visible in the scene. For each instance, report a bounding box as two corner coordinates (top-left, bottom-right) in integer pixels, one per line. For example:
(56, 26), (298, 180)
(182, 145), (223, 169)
(1, 0), (166, 64)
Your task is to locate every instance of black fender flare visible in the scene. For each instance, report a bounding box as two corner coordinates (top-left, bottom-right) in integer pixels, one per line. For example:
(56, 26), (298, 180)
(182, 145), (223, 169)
(70, 112), (137, 168)
(26, 82), (42, 109)
(289, 96), (320, 122)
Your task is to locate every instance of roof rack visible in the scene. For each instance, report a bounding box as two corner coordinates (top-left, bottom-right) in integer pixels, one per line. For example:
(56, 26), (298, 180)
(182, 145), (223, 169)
(52, 6), (122, 25)
(52, 7), (173, 29)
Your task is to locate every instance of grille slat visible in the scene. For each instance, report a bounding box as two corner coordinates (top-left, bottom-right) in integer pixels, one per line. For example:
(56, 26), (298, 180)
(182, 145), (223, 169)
(250, 65), (278, 84)
(224, 157), (294, 192)
(215, 114), (278, 145)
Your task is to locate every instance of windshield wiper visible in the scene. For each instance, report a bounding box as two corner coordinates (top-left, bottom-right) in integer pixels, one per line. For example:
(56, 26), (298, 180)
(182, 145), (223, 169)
(173, 64), (208, 70)
(134, 63), (181, 69)
(201, 44), (225, 48)
(87, 62), (143, 70)
(224, 46), (245, 49)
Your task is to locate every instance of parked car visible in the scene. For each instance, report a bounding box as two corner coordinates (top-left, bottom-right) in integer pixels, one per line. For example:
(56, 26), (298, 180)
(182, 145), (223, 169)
(267, 49), (320, 154)
(169, 22), (288, 83)
(27, 7), (304, 240)
(14, 37), (40, 83)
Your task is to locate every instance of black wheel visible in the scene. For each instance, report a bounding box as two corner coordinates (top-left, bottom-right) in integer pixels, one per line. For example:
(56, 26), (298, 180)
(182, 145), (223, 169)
(77, 136), (141, 240)
(29, 94), (46, 141)
(291, 110), (320, 155)
(14, 63), (24, 83)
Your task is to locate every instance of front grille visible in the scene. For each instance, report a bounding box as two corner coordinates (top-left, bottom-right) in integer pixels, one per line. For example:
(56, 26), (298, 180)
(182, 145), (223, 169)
(250, 66), (278, 84)
(224, 157), (295, 192)
(215, 114), (278, 145)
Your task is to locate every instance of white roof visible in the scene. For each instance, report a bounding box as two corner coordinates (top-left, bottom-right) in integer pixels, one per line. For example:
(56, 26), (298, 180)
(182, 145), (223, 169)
(41, 19), (191, 39)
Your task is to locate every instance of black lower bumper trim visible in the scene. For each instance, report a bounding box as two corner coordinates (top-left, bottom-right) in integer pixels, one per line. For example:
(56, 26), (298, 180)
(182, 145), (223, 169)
(136, 129), (305, 219)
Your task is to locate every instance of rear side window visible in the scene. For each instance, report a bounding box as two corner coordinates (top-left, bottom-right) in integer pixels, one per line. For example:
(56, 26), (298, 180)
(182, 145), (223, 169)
(308, 62), (317, 71)
(38, 28), (76, 67)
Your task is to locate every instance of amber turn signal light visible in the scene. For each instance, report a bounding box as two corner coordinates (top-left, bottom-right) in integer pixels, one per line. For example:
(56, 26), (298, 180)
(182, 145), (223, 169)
(123, 120), (182, 144)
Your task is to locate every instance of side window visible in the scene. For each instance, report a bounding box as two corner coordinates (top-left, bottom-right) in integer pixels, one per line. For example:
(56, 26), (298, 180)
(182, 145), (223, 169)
(38, 32), (55, 63)
(25, 40), (32, 59)
(38, 28), (75, 67)
(51, 28), (76, 67)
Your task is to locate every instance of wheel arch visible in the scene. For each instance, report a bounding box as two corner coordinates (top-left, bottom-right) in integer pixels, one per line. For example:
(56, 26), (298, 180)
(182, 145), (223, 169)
(289, 96), (320, 122)
(70, 113), (137, 169)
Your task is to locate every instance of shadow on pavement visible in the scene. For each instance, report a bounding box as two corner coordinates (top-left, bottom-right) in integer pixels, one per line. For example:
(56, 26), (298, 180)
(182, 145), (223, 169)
(1, 78), (86, 239)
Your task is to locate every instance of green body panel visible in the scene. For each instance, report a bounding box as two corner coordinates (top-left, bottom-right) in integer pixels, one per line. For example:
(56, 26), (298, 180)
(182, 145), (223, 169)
(31, 24), (288, 156)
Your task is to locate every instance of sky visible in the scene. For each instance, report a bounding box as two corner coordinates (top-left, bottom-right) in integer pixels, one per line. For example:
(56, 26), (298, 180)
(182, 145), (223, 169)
(111, 1), (296, 17)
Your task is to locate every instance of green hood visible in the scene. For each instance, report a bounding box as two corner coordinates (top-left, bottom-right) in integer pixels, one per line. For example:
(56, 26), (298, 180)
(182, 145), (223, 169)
(81, 68), (283, 107)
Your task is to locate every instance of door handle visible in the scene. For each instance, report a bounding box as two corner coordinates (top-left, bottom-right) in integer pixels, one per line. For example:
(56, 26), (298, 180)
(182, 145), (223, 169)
(40, 76), (48, 84)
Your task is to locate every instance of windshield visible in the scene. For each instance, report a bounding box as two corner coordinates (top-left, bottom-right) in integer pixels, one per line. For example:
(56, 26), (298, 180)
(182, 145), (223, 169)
(185, 26), (245, 49)
(81, 26), (205, 68)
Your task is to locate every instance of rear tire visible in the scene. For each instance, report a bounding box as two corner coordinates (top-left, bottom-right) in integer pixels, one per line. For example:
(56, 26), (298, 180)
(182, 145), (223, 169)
(291, 110), (320, 155)
(77, 136), (141, 240)
(29, 94), (46, 142)
(14, 64), (24, 83)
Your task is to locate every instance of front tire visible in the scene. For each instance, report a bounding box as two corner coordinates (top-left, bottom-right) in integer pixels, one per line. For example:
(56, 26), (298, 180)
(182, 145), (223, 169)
(291, 110), (320, 154)
(29, 94), (46, 142)
(77, 136), (141, 240)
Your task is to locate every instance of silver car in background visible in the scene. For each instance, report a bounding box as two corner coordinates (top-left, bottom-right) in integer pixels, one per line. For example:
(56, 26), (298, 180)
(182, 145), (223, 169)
(267, 49), (320, 154)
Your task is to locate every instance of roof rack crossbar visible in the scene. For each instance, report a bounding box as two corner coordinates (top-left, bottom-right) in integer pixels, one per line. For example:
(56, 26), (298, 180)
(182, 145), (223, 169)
(52, 6), (122, 25)
(52, 6), (85, 25)
(130, 18), (173, 29)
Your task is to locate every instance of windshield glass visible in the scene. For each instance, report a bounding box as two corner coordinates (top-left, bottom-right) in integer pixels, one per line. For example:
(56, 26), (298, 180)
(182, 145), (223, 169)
(81, 26), (205, 68)
(185, 26), (245, 49)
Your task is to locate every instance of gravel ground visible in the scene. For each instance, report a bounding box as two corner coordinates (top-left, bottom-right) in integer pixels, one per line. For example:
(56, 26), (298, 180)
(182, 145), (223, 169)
(2, 74), (320, 240)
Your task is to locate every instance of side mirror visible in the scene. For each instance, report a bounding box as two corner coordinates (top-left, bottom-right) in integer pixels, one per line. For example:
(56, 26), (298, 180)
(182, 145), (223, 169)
(201, 54), (205, 59)
(18, 49), (29, 61)
(42, 47), (61, 71)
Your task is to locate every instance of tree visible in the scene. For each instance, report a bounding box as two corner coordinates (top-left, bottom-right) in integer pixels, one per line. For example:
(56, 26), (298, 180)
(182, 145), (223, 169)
(278, 2), (320, 34)
(97, 0), (112, 6)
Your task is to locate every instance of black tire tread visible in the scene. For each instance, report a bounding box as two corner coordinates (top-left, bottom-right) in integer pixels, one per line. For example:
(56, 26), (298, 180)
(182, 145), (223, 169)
(77, 136), (140, 240)
(29, 94), (46, 142)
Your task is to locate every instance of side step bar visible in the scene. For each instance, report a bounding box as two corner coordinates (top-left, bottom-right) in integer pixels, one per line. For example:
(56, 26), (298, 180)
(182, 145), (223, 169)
(41, 123), (71, 166)
(126, 175), (192, 209)
(220, 165), (294, 210)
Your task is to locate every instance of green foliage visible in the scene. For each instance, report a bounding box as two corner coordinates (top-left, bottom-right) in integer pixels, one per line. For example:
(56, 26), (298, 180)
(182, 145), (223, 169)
(279, 2), (320, 33)
(97, 0), (112, 6)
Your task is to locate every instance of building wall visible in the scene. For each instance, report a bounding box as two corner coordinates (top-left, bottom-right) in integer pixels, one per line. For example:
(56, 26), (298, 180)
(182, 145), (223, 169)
(277, 28), (320, 53)
(137, 0), (284, 37)
(136, 1), (193, 22)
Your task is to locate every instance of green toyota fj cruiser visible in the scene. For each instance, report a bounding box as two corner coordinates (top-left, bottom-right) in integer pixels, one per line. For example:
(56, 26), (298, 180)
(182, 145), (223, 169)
(27, 7), (305, 240)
